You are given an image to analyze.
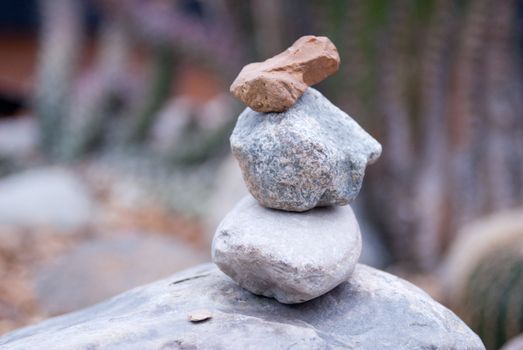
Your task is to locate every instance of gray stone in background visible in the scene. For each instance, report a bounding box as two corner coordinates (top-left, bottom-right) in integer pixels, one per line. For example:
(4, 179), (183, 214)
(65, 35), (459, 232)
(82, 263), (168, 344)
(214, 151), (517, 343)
(0, 263), (484, 349)
(204, 155), (249, 244)
(35, 234), (206, 315)
(501, 334), (523, 350)
(0, 118), (37, 159)
(231, 88), (382, 212)
(0, 167), (94, 230)
(212, 195), (362, 304)
(352, 201), (391, 268)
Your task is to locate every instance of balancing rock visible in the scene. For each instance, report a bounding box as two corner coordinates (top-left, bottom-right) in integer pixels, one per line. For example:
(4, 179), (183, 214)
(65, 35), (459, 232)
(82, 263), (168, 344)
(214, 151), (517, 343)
(212, 195), (362, 304)
(231, 88), (382, 212)
(230, 35), (340, 112)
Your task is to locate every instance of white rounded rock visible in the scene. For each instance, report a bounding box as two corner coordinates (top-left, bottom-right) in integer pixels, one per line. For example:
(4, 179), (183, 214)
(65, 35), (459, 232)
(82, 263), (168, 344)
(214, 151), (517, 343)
(212, 195), (362, 304)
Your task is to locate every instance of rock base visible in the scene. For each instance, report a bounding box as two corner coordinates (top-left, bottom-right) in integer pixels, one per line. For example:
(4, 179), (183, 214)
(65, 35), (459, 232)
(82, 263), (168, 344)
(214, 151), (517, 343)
(0, 263), (484, 350)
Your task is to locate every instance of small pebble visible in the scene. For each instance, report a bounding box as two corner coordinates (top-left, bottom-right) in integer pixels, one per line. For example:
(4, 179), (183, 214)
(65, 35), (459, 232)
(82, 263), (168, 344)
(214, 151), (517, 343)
(187, 309), (212, 322)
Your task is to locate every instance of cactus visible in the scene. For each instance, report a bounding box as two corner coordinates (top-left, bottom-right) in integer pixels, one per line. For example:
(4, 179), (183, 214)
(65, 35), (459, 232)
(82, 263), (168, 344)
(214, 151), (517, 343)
(61, 15), (131, 159)
(444, 209), (523, 350)
(168, 118), (235, 165)
(124, 45), (175, 144)
(456, 242), (523, 350)
(35, 0), (83, 159)
(341, 0), (523, 271)
(30, 0), (523, 273)
(35, 0), (246, 158)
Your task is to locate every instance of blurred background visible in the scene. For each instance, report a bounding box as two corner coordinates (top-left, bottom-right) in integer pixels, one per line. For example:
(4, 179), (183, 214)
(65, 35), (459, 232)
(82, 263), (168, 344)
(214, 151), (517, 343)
(0, 0), (522, 348)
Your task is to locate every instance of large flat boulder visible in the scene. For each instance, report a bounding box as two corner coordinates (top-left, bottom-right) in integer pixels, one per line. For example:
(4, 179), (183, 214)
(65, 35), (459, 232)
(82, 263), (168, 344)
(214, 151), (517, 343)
(0, 263), (484, 349)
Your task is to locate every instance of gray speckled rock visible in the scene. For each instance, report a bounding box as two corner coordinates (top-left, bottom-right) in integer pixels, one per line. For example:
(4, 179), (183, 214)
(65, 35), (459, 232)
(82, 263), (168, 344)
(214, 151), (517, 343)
(0, 263), (484, 349)
(230, 88), (382, 212)
(212, 195), (362, 304)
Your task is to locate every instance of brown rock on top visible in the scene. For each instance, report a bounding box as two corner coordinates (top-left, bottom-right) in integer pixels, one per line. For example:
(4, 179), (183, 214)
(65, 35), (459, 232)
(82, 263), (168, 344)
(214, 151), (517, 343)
(230, 35), (340, 113)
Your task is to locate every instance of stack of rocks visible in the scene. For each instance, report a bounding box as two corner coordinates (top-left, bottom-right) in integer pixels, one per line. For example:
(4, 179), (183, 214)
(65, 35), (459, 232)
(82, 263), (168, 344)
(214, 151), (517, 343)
(212, 36), (382, 304)
(0, 35), (485, 350)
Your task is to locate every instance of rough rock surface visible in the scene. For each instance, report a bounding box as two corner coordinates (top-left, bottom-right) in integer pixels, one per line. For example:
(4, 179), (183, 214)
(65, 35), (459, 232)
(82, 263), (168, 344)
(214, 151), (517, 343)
(212, 195), (362, 304)
(35, 235), (206, 315)
(0, 263), (484, 349)
(230, 35), (340, 112)
(231, 88), (382, 212)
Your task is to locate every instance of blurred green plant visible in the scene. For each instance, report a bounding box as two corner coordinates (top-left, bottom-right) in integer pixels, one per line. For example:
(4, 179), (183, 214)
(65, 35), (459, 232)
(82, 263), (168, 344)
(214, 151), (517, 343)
(35, 0), (83, 159)
(35, 0), (244, 162)
(125, 45), (175, 144)
(458, 242), (523, 350)
(328, 0), (523, 271)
